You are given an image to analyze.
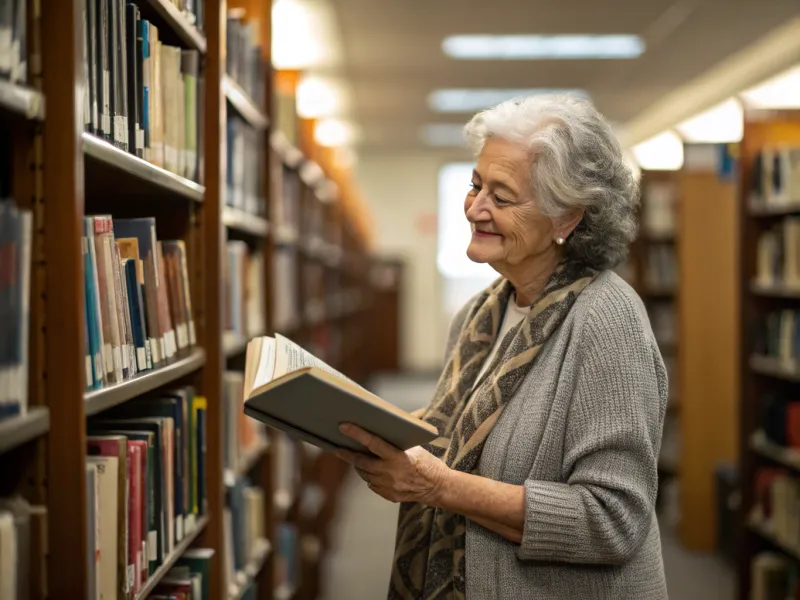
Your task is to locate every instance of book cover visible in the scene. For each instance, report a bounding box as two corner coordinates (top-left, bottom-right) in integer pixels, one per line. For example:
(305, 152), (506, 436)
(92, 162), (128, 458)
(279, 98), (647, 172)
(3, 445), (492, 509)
(85, 454), (120, 600)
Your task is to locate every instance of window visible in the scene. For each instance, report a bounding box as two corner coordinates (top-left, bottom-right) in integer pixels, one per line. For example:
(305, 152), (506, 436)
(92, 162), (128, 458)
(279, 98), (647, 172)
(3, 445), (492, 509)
(437, 162), (496, 280)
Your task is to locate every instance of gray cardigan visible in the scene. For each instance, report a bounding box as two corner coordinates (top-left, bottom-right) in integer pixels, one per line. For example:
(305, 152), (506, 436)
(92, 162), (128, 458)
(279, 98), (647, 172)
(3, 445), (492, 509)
(446, 270), (668, 599)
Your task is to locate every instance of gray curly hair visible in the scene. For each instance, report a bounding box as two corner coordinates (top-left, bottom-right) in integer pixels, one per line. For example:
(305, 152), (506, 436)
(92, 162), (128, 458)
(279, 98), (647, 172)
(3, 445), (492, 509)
(463, 94), (639, 270)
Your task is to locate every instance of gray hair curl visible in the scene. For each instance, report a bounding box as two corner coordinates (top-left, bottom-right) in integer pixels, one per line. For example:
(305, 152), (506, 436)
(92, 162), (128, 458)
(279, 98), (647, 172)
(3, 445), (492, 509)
(463, 94), (639, 270)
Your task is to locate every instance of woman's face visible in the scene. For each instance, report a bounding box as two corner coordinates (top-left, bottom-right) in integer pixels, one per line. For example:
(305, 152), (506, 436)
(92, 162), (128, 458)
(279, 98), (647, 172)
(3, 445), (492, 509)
(464, 137), (557, 269)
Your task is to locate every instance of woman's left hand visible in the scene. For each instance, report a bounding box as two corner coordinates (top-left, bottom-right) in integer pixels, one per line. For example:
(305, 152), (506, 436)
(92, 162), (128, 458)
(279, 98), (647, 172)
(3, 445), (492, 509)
(336, 423), (450, 505)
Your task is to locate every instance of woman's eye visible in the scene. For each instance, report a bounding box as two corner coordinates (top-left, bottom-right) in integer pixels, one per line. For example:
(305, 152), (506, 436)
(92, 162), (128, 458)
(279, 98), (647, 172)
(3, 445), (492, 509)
(495, 196), (511, 207)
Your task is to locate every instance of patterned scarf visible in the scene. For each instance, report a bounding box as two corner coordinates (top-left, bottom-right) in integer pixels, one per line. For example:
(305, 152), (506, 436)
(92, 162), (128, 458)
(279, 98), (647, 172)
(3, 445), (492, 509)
(389, 260), (597, 600)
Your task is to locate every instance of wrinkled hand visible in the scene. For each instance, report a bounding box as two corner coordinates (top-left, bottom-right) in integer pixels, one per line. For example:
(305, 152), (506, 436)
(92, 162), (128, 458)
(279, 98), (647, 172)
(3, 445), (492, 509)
(336, 423), (450, 505)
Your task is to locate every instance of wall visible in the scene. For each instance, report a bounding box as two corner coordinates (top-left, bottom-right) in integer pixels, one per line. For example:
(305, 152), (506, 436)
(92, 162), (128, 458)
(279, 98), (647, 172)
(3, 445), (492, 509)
(356, 152), (451, 371)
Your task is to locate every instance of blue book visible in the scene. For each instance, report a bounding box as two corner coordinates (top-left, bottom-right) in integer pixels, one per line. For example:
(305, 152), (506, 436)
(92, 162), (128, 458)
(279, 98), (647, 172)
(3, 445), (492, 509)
(84, 217), (107, 385)
(123, 258), (148, 371)
(137, 16), (149, 153)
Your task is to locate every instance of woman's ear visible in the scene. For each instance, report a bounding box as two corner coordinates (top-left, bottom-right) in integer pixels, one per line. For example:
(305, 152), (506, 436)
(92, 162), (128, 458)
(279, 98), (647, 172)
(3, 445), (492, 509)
(555, 209), (585, 240)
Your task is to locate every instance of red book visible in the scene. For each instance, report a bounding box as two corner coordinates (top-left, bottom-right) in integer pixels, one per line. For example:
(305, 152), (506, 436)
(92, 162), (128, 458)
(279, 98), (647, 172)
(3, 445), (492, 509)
(126, 441), (144, 595)
(127, 439), (148, 589)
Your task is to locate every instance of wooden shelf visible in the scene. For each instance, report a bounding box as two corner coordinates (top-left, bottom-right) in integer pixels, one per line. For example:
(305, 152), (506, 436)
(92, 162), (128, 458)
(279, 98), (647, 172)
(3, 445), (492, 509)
(749, 516), (800, 561)
(229, 538), (271, 600)
(223, 75), (268, 130)
(750, 281), (800, 298)
(84, 348), (206, 417)
(749, 354), (800, 382)
(140, 0), (207, 53)
(134, 515), (209, 600)
(748, 200), (800, 217)
(83, 133), (205, 203)
(0, 80), (45, 121)
(750, 430), (800, 470)
(224, 441), (268, 486)
(0, 407), (50, 456)
(223, 206), (269, 237)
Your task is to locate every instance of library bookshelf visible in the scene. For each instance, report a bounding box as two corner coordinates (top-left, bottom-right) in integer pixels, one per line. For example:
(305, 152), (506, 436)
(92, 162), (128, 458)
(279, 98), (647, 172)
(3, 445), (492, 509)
(0, 2), (375, 600)
(737, 110), (800, 599)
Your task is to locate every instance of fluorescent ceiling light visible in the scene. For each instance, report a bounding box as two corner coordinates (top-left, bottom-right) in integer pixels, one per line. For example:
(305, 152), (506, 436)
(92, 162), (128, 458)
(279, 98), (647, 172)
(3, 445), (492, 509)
(740, 66), (800, 109)
(315, 119), (358, 147)
(296, 76), (349, 118)
(429, 88), (588, 113)
(420, 124), (468, 147)
(676, 98), (743, 143)
(442, 34), (645, 60)
(632, 131), (684, 171)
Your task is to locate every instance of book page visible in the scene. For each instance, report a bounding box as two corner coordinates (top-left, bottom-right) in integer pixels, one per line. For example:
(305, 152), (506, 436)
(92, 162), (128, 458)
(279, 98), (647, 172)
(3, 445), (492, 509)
(274, 334), (365, 391)
(252, 336), (276, 392)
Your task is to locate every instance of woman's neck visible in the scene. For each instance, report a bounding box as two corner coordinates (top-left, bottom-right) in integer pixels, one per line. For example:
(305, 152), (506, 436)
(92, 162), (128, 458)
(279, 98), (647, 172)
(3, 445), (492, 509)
(497, 250), (561, 307)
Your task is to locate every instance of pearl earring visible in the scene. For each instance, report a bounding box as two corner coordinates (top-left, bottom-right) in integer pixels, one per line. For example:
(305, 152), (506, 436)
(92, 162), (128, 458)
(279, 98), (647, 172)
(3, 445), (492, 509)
(556, 237), (565, 245)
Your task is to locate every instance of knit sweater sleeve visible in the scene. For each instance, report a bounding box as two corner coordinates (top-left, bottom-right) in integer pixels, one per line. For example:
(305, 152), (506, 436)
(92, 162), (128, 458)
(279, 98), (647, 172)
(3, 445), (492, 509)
(517, 292), (667, 565)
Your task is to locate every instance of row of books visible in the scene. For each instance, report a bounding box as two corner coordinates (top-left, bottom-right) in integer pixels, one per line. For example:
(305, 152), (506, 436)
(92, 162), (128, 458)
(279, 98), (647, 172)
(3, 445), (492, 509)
(226, 9), (266, 110)
(83, 0), (203, 182)
(753, 310), (800, 364)
(224, 480), (266, 592)
(761, 393), (800, 449)
(641, 180), (678, 239)
(223, 371), (267, 476)
(225, 242), (266, 341)
(151, 547), (214, 600)
(0, 0), (27, 85)
(86, 386), (207, 600)
(644, 245), (678, 292)
(756, 218), (800, 289)
(175, 0), (205, 33)
(0, 495), (38, 600)
(226, 115), (265, 216)
(272, 248), (299, 332)
(274, 522), (299, 596)
(83, 216), (196, 390)
(750, 146), (800, 208)
(0, 201), (30, 420)
(271, 163), (301, 236)
(753, 468), (800, 550)
(750, 552), (800, 600)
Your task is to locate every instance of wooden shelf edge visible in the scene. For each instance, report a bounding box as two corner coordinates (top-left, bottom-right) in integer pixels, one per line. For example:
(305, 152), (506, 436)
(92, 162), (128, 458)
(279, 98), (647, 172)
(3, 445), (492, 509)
(748, 200), (800, 217)
(143, 0), (207, 53)
(222, 206), (269, 237)
(0, 80), (45, 121)
(749, 354), (800, 382)
(750, 281), (800, 298)
(0, 407), (50, 455)
(84, 348), (206, 416)
(223, 75), (268, 130)
(749, 516), (800, 561)
(82, 133), (205, 202)
(134, 515), (209, 599)
(229, 538), (271, 600)
(750, 430), (800, 470)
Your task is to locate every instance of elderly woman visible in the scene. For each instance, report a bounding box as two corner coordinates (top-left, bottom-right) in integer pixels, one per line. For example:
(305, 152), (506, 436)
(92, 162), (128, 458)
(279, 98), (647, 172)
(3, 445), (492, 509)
(337, 94), (668, 599)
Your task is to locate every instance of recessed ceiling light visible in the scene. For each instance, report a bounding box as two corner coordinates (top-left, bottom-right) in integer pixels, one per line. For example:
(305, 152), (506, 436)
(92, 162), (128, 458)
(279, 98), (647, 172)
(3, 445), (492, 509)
(314, 118), (359, 147)
(676, 98), (743, 143)
(428, 88), (589, 113)
(632, 131), (684, 171)
(740, 66), (800, 109)
(442, 34), (645, 60)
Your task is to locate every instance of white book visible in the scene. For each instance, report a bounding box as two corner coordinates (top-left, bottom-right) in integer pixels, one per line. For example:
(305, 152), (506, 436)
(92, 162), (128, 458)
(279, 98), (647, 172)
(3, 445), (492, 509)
(0, 510), (16, 600)
(86, 455), (119, 600)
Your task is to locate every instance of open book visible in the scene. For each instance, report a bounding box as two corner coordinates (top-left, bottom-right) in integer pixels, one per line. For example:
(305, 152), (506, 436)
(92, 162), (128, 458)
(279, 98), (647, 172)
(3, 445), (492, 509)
(242, 334), (439, 453)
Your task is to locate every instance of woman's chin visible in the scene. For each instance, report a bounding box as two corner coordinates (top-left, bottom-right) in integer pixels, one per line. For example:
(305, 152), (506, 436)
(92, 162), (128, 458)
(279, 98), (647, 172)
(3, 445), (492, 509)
(466, 244), (498, 264)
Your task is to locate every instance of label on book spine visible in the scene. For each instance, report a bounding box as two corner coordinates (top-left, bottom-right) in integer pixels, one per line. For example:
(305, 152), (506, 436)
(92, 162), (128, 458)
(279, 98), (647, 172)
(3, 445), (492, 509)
(185, 513), (195, 535)
(167, 330), (177, 357)
(112, 346), (122, 375)
(126, 565), (134, 594)
(94, 353), (103, 384)
(102, 71), (110, 134)
(177, 324), (187, 349)
(147, 531), (157, 561)
(188, 321), (196, 346)
(103, 343), (113, 374)
(121, 345), (129, 370)
(0, 29), (12, 72)
(93, 101), (98, 131)
(165, 145), (177, 171)
(159, 337), (166, 361)
(114, 115), (124, 145)
(149, 337), (160, 365)
(136, 348), (146, 371)
(177, 515), (183, 541)
(136, 127), (144, 151)
(140, 540), (146, 578)
(85, 356), (93, 388)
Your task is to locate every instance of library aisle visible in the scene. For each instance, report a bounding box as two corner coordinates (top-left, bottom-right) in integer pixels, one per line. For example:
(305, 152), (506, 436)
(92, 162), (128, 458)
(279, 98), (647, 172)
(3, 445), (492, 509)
(321, 375), (736, 600)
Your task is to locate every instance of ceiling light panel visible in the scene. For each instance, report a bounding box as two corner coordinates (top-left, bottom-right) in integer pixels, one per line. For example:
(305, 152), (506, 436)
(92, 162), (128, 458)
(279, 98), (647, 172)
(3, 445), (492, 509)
(428, 88), (589, 113)
(740, 66), (800, 109)
(676, 98), (743, 143)
(442, 34), (645, 60)
(632, 131), (684, 171)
